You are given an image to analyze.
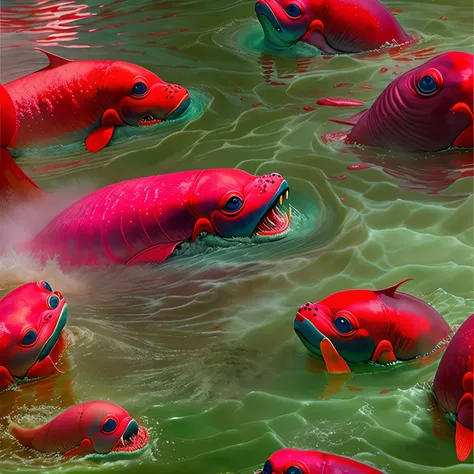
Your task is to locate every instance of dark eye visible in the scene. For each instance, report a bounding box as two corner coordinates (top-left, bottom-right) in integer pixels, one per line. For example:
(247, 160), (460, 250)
(47, 295), (60, 309)
(417, 75), (438, 95)
(42, 281), (53, 292)
(21, 329), (38, 346)
(102, 418), (118, 433)
(285, 4), (302, 17)
(224, 195), (244, 213)
(334, 316), (353, 334)
(285, 467), (303, 474)
(263, 460), (273, 474)
(132, 82), (148, 96)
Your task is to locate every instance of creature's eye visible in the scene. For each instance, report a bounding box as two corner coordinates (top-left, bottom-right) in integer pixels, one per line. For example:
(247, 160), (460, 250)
(416, 68), (443, 96)
(47, 295), (60, 310)
(285, 467), (304, 474)
(223, 195), (244, 213)
(21, 329), (38, 346)
(263, 460), (273, 474)
(285, 4), (302, 17)
(101, 417), (118, 434)
(131, 82), (148, 97)
(42, 281), (53, 292)
(334, 316), (353, 334)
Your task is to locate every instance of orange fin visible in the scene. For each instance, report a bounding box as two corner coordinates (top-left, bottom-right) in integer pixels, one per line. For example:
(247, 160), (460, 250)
(371, 339), (397, 364)
(192, 218), (215, 241)
(85, 109), (123, 152)
(127, 242), (181, 265)
(455, 421), (473, 461)
(64, 438), (94, 458)
(374, 278), (413, 298)
(320, 337), (351, 374)
(35, 48), (71, 70)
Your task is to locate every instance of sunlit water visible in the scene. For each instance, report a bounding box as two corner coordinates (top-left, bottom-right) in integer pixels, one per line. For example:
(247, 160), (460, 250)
(0, 0), (473, 473)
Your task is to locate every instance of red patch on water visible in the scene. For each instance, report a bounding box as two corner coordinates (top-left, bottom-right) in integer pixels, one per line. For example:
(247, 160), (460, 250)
(279, 74), (295, 79)
(327, 174), (347, 180)
(320, 131), (348, 144)
(347, 385), (364, 392)
(347, 163), (372, 171)
(333, 82), (353, 88)
(389, 8), (403, 13)
(252, 102), (264, 108)
(380, 67), (389, 74)
(240, 97), (246, 101)
(340, 197), (345, 202)
(270, 81), (286, 86)
(360, 84), (375, 90)
(214, 325), (221, 330)
(234, 87), (241, 92)
(31, 158), (89, 173)
(380, 390), (389, 395)
(303, 106), (316, 111)
(316, 98), (365, 107)
(440, 16), (448, 20)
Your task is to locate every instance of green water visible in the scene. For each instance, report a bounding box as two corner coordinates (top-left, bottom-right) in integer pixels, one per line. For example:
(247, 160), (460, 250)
(0, 0), (473, 473)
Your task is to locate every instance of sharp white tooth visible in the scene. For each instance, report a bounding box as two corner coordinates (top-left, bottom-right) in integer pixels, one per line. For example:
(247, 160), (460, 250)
(121, 436), (125, 446)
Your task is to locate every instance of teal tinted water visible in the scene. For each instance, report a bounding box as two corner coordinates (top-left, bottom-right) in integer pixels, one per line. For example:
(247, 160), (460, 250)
(0, 0), (473, 473)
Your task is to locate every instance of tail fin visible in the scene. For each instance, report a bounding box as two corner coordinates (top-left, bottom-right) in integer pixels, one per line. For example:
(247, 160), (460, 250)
(11, 423), (38, 449)
(0, 84), (42, 204)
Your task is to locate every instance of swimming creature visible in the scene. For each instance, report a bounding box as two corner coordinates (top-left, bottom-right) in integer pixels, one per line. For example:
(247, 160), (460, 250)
(255, 0), (412, 53)
(330, 52), (473, 151)
(433, 314), (473, 461)
(0, 281), (68, 392)
(11, 401), (148, 457)
(294, 279), (451, 374)
(256, 448), (383, 473)
(5, 49), (191, 152)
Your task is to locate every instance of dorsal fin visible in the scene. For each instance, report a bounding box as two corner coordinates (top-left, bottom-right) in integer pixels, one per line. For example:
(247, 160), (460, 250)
(35, 48), (71, 70)
(374, 278), (413, 298)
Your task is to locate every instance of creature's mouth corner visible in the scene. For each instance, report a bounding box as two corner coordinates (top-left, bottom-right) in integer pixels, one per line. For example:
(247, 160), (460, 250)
(138, 94), (191, 127)
(38, 303), (68, 362)
(138, 114), (161, 126)
(253, 187), (291, 237)
(255, 1), (283, 34)
(452, 101), (474, 148)
(113, 425), (149, 453)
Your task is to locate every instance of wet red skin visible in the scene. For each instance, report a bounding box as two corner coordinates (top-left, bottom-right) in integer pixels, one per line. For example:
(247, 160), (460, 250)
(258, 448), (383, 473)
(433, 315), (474, 431)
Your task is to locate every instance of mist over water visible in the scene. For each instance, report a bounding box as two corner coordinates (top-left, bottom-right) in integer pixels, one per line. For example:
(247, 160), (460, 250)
(0, 0), (473, 473)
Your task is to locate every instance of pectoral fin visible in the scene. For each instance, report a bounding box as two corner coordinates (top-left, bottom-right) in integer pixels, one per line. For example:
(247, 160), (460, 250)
(85, 109), (124, 153)
(0, 366), (15, 392)
(127, 242), (182, 265)
(371, 340), (397, 364)
(64, 438), (94, 458)
(320, 337), (351, 374)
(455, 420), (473, 461)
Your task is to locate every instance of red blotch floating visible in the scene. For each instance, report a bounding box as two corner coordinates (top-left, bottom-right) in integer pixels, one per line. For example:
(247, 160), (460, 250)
(316, 98), (365, 107)
(360, 84), (375, 90)
(347, 163), (372, 171)
(252, 102), (263, 108)
(333, 82), (353, 88)
(233, 87), (241, 92)
(380, 67), (389, 73)
(303, 106), (316, 111)
(440, 16), (448, 20)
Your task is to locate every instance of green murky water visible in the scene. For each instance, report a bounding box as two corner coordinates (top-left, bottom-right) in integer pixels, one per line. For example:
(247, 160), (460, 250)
(0, 0), (473, 473)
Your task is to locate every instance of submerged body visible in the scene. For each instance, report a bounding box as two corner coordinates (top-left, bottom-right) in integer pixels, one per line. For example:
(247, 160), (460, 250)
(294, 279), (451, 373)
(340, 52), (474, 152)
(11, 401), (148, 457)
(23, 169), (291, 267)
(433, 314), (474, 462)
(257, 448), (383, 473)
(5, 49), (190, 152)
(0, 281), (68, 391)
(255, 0), (412, 53)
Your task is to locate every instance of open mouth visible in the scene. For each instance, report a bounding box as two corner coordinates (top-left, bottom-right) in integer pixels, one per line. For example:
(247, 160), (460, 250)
(255, 2), (282, 33)
(138, 95), (191, 127)
(452, 101), (473, 148)
(38, 303), (68, 362)
(253, 187), (291, 237)
(113, 424), (149, 453)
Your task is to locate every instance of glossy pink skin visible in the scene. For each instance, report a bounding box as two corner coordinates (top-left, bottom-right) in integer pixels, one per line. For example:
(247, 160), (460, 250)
(5, 54), (189, 148)
(347, 52), (474, 151)
(22, 169), (288, 267)
(0, 281), (66, 381)
(256, 0), (412, 53)
(11, 401), (145, 455)
(433, 315), (474, 430)
(260, 448), (383, 473)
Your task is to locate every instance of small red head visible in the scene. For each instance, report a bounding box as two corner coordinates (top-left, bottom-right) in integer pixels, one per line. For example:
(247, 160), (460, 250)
(102, 61), (191, 126)
(0, 280), (67, 384)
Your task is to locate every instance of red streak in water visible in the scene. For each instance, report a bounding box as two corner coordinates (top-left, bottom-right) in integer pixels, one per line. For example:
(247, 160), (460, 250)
(360, 84), (375, 90)
(347, 163), (373, 171)
(327, 174), (347, 180)
(440, 16), (448, 20)
(31, 158), (88, 173)
(270, 81), (286, 86)
(380, 67), (389, 73)
(316, 98), (365, 107)
(303, 106), (316, 111)
(333, 82), (353, 88)
(252, 102), (264, 108)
